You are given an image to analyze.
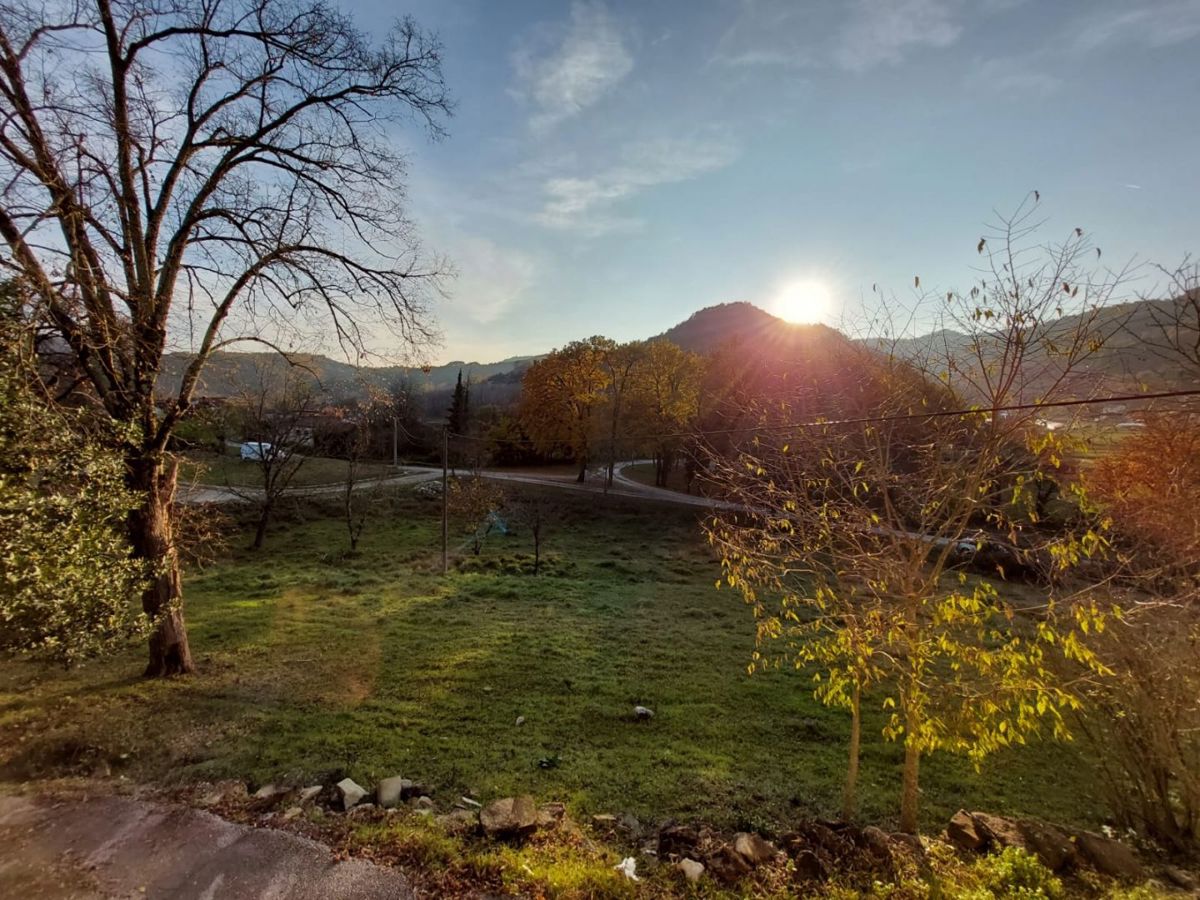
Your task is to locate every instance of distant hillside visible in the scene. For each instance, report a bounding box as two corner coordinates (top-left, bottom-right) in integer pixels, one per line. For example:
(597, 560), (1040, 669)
(158, 351), (539, 401)
(656, 301), (846, 357)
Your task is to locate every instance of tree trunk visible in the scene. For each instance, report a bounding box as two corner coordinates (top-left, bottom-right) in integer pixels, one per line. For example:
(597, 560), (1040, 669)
(842, 680), (862, 822)
(576, 456), (587, 483)
(899, 734), (921, 834)
(252, 502), (271, 550)
(127, 454), (194, 677)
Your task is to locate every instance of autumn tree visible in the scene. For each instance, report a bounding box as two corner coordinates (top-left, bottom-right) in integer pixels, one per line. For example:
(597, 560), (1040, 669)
(519, 338), (610, 482)
(706, 199), (1124, 831)
(0, 0), (449, 674)
(598, 340), (643, 488)
(628, 340), (703, 487)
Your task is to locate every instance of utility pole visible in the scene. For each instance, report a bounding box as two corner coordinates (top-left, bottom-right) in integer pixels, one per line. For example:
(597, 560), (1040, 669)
(441, 425), (449, 574)
(392, 416), (399, 468)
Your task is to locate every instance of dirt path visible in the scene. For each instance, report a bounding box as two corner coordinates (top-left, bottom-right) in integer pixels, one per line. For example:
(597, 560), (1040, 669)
(0, 793), (416, 899)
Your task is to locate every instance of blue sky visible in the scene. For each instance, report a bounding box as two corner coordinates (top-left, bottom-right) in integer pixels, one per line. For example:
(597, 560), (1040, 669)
(350, 0), (1200, 364)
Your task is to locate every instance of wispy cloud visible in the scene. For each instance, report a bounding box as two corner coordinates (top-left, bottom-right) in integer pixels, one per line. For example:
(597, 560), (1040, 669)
(713, 0), (963, 72)
(1071, 0), (1200, 51)
(512, 2), (633, 133)
(833, 0), (962, 71)
(445, 236), (537, 324)
(966, 57), (1061, 97)
(535, 136), (739, 235)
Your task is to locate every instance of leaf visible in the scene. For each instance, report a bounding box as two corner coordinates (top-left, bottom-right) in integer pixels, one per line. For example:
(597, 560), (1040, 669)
(977, 237), (986, 254)
(1034, 189), (1040, 202)
(914, 275), (920, 288)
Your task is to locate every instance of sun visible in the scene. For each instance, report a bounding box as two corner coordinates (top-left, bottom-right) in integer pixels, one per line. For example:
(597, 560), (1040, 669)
(769, 279), (833, 324)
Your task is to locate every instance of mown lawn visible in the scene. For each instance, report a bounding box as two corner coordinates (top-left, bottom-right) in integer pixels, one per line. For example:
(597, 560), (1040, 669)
(178, 446), (396, 487)
(0, 486), (1106, 833)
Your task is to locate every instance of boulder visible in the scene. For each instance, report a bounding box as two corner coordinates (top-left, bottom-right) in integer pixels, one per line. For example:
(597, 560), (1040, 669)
(859, 826), (894, 868)
(376, 776), (412, 810)
(658, 823), (701, 859)
(1017, 820), (1076, 873)
(733, 832), (777, 867)
(633, 705), (655, 720)
(705, 844), (752, 884)
(677, 858), (705, 883)
(793, 849), (826, 882)
(536, 802), (566, 828)
(591, 813), (618, 827)
(412, 796), (435, 812)
(480, 795), (538, 838)
(971, 812), (1026, 852)
(281, 806), (303, 822)
(948, 810), (986, 851)
(1075, 831), (1143, 881)
(336, 778), (367, 811)
(297, 786), (322, 806)
(252, 784), (284, 801)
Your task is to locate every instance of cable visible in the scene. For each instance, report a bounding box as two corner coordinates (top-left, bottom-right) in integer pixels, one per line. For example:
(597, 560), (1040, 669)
(444, 387), (1200, 447)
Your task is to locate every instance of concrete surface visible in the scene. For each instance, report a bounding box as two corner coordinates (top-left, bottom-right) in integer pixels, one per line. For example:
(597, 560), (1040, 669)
(0, 793), (416, 899)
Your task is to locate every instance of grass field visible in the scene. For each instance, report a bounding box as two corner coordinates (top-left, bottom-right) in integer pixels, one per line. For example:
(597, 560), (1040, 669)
(621, 462), (693, 494)
(0, 485), (1106, 834)
(179, 446), (396, 487)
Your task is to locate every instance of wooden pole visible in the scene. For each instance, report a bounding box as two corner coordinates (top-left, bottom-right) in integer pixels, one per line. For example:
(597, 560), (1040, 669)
(441, 425), (449, 574)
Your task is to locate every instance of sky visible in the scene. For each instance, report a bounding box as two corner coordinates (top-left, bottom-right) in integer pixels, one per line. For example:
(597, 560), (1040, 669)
(348, 0), (1200, 364)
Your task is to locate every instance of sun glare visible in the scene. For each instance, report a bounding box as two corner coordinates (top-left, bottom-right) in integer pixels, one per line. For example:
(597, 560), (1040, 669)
(770, 279), (833, 324)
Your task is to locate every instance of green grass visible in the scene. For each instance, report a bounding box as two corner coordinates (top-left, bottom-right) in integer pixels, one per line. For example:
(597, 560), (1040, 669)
(622, 463), (692, 493)
(179, 446), (396, 487)
(0, 486), (1106, 834)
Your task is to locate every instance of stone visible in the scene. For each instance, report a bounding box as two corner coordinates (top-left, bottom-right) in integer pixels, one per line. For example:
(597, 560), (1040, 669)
(252, 784), (283, 800)
(376, 777), (412, 810)
(412, 796), (435, 812)
(733, 832), (777, 867)
(347, 803), (377, 818)
(633, 706), (655, 721)
(297, 786), (322, 805)
(479, 796), (538, 837)
(1075, 831), (1143, 881)
(971, 812), (1026, 852)
(1017, 820), (1076, 873)
(591, 813), (618, 827)
(658, 824), (701, 859)
(706, 844), (752, 884)
(515, 716), (525, 727)
(860, 826), (894, 868)
(793, 849), (826, 882)
(281, 806), (303, 822)
(458, 796), (482, 809)
(618, 813), (641, 836)
(1164, 865), (1197, 890)
(677, 858), (705, 883)
(536, 803), (566, 828)
(335, 778), (367, 811)
(948, 809), (986, 851)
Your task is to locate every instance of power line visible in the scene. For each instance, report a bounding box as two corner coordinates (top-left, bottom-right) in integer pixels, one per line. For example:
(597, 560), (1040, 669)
(445, 387), (1200, 447)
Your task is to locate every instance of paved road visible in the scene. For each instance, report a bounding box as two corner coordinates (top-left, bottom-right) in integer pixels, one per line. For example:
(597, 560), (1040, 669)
(0, 793), (416, 899)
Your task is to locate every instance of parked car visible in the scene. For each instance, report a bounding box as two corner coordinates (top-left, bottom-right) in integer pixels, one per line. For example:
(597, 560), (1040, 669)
(239, 441), (273, 461)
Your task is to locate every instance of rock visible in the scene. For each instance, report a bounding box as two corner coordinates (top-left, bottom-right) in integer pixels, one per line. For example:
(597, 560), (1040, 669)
(480, 796), (538, 837)
(336, 778), (367, 811)
(1164, 865), (1197, 890)
(536, 803), (566, 828)
(633, 706), (655, 721)
(458, 796), (483, 809)
(860, 826), (894, 868)
(677, 858), (705, 883)
(197, 781), (246, 807)
(591, 813), (618, 827)
(706, 844), (752, 884)
(793, 849), (826, 882)
(1017, 820), (1076, 873)
(515, 715), (525, 727)
(1075, 831), (1143, 881)
(376, 776), (412, 810)
(733, 832), (777, 867)
(436, 808), (479, 836)
(281, 806), (303, 822)
(948, 809), (986, 851)
(971, 812), (1026, 852)
(412, 796), (435, 812)
(252, 784), (283, 801)
(348, 802), (377, 818)
(618, 813), (641, 837)
(658, 823), (701, 859)
(297, 786), (322, 805)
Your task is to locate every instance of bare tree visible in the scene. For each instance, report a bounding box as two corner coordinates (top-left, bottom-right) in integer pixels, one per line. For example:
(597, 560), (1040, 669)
(226, 360), (314, 551)
(0, 0), (450, 674)
(1139, 257), (1200, 379)
(342, 389), (388, 553)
